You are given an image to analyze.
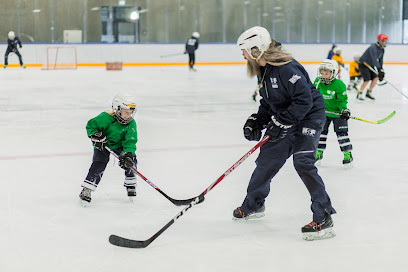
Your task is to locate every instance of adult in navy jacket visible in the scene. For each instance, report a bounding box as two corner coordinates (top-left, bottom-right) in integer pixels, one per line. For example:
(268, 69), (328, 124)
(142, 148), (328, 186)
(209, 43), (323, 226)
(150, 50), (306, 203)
(234, 26), (336, 241)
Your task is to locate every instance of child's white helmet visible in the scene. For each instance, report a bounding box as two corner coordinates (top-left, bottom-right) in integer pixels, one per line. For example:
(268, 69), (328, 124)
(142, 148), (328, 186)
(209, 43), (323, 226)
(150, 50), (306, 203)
(112, 94), (137, 124)
(8, 31), (15, 39)
(318, 59), (339, 84)
(192, 32), (200, 38)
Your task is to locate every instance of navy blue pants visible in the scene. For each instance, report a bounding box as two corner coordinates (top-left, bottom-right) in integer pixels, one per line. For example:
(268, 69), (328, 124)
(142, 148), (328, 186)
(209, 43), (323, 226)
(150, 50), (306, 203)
(82, 148), (137, 191)
(188, 53), (195, 67)
(5, 49), (23, 66)
(241, 118), (336, 224)
(318, 116), (352, 152)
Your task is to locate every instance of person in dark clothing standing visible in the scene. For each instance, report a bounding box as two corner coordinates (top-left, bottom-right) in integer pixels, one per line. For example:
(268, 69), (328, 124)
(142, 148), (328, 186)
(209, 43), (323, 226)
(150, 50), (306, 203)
(235, 26), (336, 241)
(185, 32), (199, 71)
(4, 31), (26, 69)
(327, 44), (336, 60)
(356, 33), (388, 100)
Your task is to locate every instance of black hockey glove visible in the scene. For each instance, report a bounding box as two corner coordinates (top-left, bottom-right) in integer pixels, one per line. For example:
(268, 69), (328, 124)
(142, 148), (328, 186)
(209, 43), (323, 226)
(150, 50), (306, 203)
(90, 132), (108, 151)
(119, 152), (134, 170)
(378, 68), (385, 81)
(265, 116), (290, 142)
(243, 114), (264, 141)
(340, 109), (351, 120)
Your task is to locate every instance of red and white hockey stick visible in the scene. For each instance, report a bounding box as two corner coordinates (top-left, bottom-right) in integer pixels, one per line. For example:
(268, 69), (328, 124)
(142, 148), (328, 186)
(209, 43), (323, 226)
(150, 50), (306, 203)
(109, 135), (270, 248)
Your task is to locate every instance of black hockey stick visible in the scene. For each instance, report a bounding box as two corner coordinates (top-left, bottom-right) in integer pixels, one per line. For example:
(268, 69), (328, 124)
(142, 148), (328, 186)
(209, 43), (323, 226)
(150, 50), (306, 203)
(106, 147), (195, 206)
(363, 62), (408, 99)
(109, 135), (270, 248)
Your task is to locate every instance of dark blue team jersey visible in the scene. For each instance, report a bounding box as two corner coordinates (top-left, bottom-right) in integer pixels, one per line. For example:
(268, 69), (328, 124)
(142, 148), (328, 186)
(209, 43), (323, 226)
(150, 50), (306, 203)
(7, 37), (22, 51)
(257, 59), (326, 127)
(185, 37), (199, 54)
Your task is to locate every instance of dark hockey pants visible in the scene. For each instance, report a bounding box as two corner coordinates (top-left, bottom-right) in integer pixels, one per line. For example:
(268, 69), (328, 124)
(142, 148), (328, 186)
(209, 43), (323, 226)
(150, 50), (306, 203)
(83, 148), (137, 191)
(188, 53), (195, 68)
(5, 49), (23, 66)
(240, 118), (336, 224)
(318, 116), (352, 152)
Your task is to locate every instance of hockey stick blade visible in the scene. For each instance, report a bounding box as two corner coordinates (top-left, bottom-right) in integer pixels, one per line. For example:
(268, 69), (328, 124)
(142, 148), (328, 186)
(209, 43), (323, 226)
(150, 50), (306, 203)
(105, 147), (195, 206)
(109, 196), (201, 248)
(109, 234), (147, 248)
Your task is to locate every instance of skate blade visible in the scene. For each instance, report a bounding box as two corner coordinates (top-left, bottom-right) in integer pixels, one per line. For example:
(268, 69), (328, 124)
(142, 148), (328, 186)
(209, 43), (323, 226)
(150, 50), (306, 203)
(128, 196), (135, 203)
(343, 162), (354, 169)
(232, 212), (265, 221)
(315, 160), (322, 166)
(302, 227), (336, 241)
(79, 199), (90, 207)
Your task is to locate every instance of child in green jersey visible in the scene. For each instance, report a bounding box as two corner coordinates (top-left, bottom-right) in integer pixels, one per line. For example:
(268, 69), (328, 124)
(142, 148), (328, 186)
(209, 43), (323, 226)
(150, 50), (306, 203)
(314, 59), (353, 166)
(79, 94), (138, 205)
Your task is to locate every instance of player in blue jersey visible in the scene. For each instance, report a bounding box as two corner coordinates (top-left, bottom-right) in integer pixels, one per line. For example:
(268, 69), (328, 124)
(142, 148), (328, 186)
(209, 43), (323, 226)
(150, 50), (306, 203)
(185, 32), (200, 71)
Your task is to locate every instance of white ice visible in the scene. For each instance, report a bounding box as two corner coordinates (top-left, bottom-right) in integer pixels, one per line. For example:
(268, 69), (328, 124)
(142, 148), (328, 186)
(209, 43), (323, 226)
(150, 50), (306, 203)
(0, 64), (407, 272)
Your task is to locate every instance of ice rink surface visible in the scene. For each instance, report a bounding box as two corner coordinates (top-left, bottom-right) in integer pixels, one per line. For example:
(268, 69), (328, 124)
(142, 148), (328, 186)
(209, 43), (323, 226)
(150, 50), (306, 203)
(0, 63), (407, 272)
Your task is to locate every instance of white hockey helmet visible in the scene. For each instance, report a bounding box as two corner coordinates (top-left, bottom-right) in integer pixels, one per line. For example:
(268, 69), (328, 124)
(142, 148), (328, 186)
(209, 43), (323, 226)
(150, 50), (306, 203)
(318, 59), (339, 84)
(112, 94), (137, 124)
(8, 31), (15, 39)
(192, 32), (200, 38)
(334, 47), (341, 54)
(237, 26), (271, 60)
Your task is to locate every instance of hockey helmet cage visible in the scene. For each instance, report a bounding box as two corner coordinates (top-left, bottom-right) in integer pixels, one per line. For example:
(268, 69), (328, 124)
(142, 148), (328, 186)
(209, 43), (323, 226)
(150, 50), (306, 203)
(237, 26), (271, 60)
(318, 59), (339, 84)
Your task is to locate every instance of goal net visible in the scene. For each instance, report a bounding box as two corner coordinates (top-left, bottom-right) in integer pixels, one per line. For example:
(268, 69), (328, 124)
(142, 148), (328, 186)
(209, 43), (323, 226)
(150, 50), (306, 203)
(43, 47), (77, 70)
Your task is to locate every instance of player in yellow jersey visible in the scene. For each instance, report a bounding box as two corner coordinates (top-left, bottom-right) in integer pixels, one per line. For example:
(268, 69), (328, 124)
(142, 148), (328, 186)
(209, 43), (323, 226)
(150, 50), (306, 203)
(331, 47), (345, 79)
(347, 54), (362, 92)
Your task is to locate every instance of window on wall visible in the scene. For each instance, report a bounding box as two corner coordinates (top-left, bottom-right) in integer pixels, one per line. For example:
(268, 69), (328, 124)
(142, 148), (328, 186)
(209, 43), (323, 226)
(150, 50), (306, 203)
(0, 0), (404, 43)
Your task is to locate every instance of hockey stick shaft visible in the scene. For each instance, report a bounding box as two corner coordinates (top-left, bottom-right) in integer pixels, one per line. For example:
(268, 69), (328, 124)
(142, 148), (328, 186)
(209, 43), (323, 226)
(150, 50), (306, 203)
(106, 147), (195, 206)
(109, 135), (270, 248)
(160, 52), (185, 58)
(363, 62), (408, 99)
(325, 110), (395, 124)
(201, 135), (270, 196)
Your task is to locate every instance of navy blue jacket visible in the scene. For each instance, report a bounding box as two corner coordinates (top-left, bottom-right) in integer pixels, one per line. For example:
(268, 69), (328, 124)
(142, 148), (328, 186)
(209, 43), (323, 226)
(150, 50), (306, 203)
(7, 37), (22, 52)
(359, 43), (384, 69)
(327, 51), (334, 60)
(185, 37), (199, 54)
(257, 59), (326, 127)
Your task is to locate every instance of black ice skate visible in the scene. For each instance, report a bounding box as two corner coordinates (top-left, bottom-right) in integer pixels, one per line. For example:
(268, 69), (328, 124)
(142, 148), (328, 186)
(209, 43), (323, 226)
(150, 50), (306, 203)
(365, 90), (375, 100)
(79, 187), (92, 206)
(302, 212), (336, 241)
(126, 186), (137, 202)
(232, 205), (265, 220)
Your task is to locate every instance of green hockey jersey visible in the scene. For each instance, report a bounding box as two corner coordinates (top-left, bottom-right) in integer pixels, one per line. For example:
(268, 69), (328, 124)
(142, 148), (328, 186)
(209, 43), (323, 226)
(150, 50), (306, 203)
(86, 111), (137, 154)
(313, 77), (348, 118)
